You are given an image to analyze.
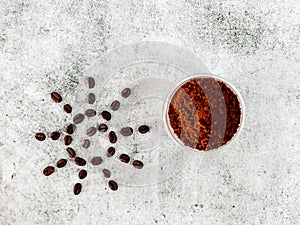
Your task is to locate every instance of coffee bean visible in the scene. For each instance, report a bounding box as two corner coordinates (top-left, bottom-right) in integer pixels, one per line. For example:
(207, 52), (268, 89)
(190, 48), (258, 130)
(91, 156), (102, 165)
(87, 93), (95, 104)
(119, 154), (130, 163)
(50, 131), (60, 140)
(73, 113), (84, 124)
(35, 133), (46, 141)
(101, 111), (111, 121)
(74, 157), (86, 166)
(87, 77), (95, 88)
(120, 127), (133, 136)
(110, 100), (120, 111)
(82, 139), (90, 149)
(78, 170), (87, 179)
(73, 183), (82, 195)
(64, 135), (72, 145)
(106, 147), (115, 157)
(66, 147), (76, 158)
(86, 127), (97, 137)
(108, 180), (118, 191)
(132, 160), (144, 169)
(102, 169), (111, 178)
(98, 124), (108, 132)
(66, 124), (76, 134)
(85, 109), (96, 117)
(56, 159), (67, 168)
(121, 88), (131, 98)
(51, 92), (62, 103)
(108, 131), (117, 143)
(63, 104), (72, 113)
(138, 125), (150, 134)
(43, 166), (54, 176)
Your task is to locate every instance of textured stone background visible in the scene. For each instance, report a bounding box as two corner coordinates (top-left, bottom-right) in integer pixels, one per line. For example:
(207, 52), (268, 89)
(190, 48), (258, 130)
(0, 0), (300, 225)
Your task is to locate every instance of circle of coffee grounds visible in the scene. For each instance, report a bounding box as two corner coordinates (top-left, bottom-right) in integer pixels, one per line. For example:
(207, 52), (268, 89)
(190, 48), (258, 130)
(64, 135), (72, 146)
(102, 169), (111, 178)
(74, 157), (86, 166)
(110, 100), (120, 111)
(73, 183), (82, 195)
(91, 156), (103, 165)
(106, 147), (115, 157)
(101, 111), (111, 121)
(98, 124), (108, 132)
(132, 160), (144, 169)
(43, 166), (54, 176)
(63, 104), (72, 113)
(167, 77), (242, 151)
(35, 133), (46, 141)
(56, 159), (67, 168)
(121, 88), (131, 98)
(51, 92), (62, 103)
(108, 131), (117, 143)
(66, 124), (76, 134)
(120, 127), (133, 136)
(50, 131), (60, 140)
(82, 139), (90, 149)
(86, 127), (97, 137)
(73, 113), (84, 124)
(66, 148), (76, 158)
(108, 180), (118, 191)
(78, 170), (87, 179)
(87, 93), (95, 104)
(119, 154), (130, 163)
(85, 109), (96, 117)
(138, 125), (150, 134)
(87, 77), (95, 88)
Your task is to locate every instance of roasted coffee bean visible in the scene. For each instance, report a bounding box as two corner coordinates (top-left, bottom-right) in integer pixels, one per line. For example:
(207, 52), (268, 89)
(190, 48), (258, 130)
(73, 183), (82, 195)
(138, 125), (150, 134)
(73, 113), (84, 124)
(56, 159), (67, 168)
(87, 93), (95, 104)
(119, 154), (130, 163)
(64, 135), (72, 145)
(132, 160), (144, 169)
(82, 139), (90, 149)
(50, 131), (60, 140)
(87, 77), (95, 88)
(108, 131), (117, 143)
(91, 156), (103, 165)
(66, 124), (76, 134)
(74, 157), (86, 166)
(66, 147), (76, 158)
(51, 92), (62, 103)
(85, 109), (96, 117)
(110, 100), (120, 111)
(87, 127), (97, 137)
(43, 166), (54, 176)
(121, 88), (131, 98)
(98, 124), (108, 132)
(106, 147), (115, 157)
(102, 169), (111, 178)
(63, 104), (72, 113)
(101, 111), (111, 121)
(78, 170), (87, 179)
(108, 180), (118, 191)
(35, 133), (46, 141)
(120, 127), (133, 136)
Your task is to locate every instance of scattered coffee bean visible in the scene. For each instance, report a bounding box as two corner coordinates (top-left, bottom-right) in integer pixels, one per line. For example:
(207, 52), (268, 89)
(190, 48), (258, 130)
(87, 77), (95, 88)
(110, 100), (120, 111)
(66, 147), (76, 158)
(108, 180), (118, 191)
(101, 111), (111, 121)
(91, 156), (103, 165)
(74, 157), (86, 166)
(98, 124), (108, 132)
(43, 166), (54, 176)
(82, 139), (90, 149)
(50, 131), (60, 140)
(87, 93), (95, 104)
(87, 127), (97, 137)
(73, 183), (82, 195)
(35, 133), (46, 141)
(78, 170), (87, 179)
(64, 135), (72, 146)
(108, 131), (117, 143)
(121, 88), (131, 98)
(85, 109), (96, 117)
(102, 169), (111, 178)
(56, 159), (67, 168)
(66, 124), (76, 134)
(138, 125), (150, 134)
(106, 147), (115, 157)
(63, 104), (72, 113)
(120, 127), (133, 136)
(119, 154), (130, 163)
(132, 160), (144, 169)
(51, 92), (62, 103)
(73, 113), (84, 124)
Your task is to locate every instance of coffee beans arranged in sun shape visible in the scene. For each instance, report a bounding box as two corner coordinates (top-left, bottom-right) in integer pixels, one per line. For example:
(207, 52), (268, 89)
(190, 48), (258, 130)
(138, 125), (150, 134)
(43, 166), (54, 176)
(102, 169), (111, 178)
(87, 93), (95, 104)
(66, 148), (76, 158)
(50, 131), (60, 140)
(78, 170), (87, 179)
(110, 100), (120, 111)
(108, 131), (117, 143)
(85, 109), (96, 117)
(66, 124), (76, 134)
(87, 127), (97, 137)
(106, 147), (115, 157)
(73, 113), (84, 124)
(91, 157), (103, 166)
(108, 180), (118, 191)
(120, 127), (133, 136)
(98, 124), (108, 132)
(35, 133), (46, 141)
(74, 157), (86, 166)
(64, 135), (72, 145)
(63, 104), (72, 114)
(56, 159), (67, 168)
(87, 77), (95, 89)
(51, 92), (62, 103)
(132, 160), (144, 169)
(82, 139), (90, 149)
(73, 183), (82, 195)
(121, 88), (131, 98)
(101, 111), (111, 121)
(119, 154), (130, 163)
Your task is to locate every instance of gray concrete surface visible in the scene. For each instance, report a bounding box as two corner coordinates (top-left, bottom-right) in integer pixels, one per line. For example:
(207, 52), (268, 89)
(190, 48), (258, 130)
(0, 0), (300, 225)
